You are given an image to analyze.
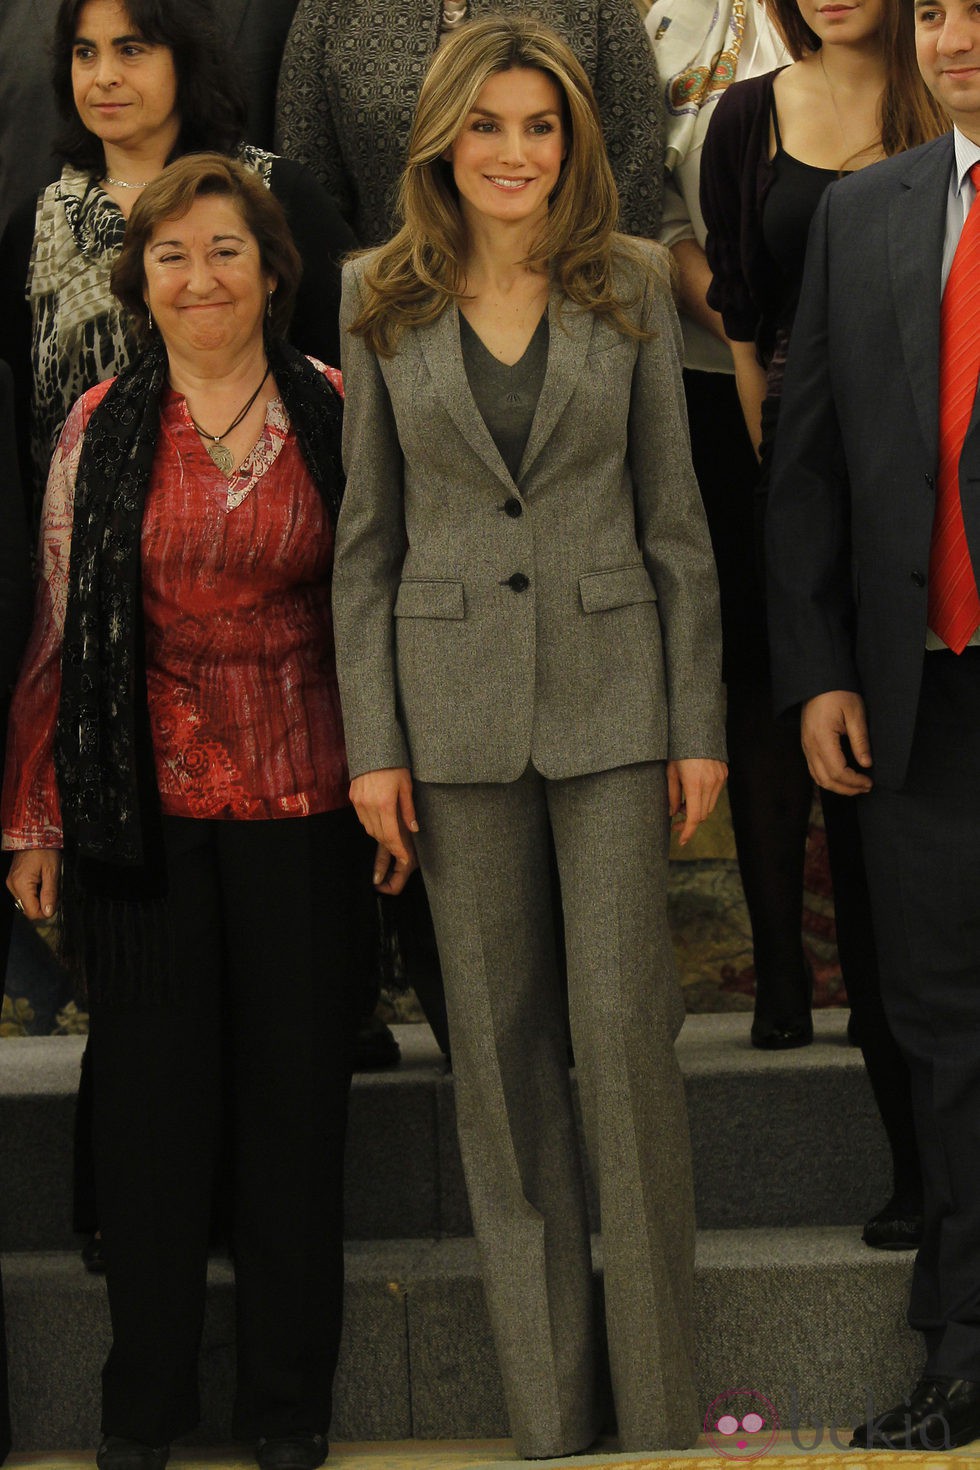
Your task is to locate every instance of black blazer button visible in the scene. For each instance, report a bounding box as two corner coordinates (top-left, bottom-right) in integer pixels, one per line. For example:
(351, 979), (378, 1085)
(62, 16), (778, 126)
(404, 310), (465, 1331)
(911, 570), (926, 588)
(504, 572), (530, 592)
(504, 497), (523, 518)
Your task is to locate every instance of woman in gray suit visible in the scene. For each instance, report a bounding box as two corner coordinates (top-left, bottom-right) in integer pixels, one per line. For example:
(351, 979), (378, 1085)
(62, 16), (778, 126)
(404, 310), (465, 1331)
(333, 17), (727, 1458)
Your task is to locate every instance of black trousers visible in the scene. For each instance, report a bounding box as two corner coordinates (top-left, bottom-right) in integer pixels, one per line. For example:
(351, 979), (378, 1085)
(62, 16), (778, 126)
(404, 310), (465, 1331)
(686, 369), (918, 1200)
(859, 649), (980, 1377)
(88, 810), (368, 1443)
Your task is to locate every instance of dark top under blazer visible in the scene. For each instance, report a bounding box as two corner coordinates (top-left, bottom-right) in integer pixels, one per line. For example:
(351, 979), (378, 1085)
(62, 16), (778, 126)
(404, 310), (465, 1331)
(766, 133), (955, 791)
(332, 241), (726, 786)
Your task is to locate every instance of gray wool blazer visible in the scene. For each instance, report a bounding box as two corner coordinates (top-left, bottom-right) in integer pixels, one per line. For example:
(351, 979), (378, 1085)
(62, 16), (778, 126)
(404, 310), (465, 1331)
(332, 239), (725, 786)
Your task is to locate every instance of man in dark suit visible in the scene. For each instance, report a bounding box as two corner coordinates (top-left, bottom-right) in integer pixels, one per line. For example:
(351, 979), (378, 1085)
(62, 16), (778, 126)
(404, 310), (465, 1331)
(214, 0), (300, 148)
(767, 0), (980, 1451)
(0, 0), (59, 234)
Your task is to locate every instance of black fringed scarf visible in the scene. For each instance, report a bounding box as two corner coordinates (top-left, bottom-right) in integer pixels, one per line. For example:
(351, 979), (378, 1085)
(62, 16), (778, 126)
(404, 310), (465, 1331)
(53, 336), (345, 1002)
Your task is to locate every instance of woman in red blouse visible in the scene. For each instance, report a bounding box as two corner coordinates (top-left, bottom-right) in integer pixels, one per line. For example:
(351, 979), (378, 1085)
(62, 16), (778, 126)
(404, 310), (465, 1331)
(2, 154), (362, 1470)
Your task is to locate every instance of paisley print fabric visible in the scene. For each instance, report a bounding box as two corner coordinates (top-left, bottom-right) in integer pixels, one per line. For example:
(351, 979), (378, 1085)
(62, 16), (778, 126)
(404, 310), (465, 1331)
(666, 0), (745, 117)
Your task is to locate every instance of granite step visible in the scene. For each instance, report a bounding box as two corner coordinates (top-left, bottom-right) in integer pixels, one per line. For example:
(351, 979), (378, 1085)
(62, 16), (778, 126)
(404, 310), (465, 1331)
(3, 1229), (919, 1452)
(0, 1014), (894, 1251)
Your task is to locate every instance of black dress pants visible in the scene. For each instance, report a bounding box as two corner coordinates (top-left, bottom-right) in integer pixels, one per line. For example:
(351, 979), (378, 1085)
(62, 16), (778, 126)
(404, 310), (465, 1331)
(859, 649), (980, 1376)
(88, 810), (368, 1443)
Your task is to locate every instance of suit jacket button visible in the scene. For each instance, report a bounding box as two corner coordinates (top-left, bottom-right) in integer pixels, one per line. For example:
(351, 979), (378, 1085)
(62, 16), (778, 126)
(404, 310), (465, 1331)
(504, 497), (523, 518)
(505, 572), (530, 592)
(911, 570), (926, 587)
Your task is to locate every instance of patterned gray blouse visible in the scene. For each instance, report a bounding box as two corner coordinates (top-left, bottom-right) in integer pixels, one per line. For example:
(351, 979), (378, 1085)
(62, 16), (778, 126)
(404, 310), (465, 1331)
(274, 0), (665, 248)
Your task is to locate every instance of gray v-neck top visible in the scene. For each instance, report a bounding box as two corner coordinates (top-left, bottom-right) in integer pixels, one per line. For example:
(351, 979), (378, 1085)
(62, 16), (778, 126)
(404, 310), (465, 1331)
(459, 311), (549, 482)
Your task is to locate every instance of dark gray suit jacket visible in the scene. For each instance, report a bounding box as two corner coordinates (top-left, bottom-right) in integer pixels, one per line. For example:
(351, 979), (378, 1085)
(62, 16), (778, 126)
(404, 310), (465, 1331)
(216, 0), (301, 149)
(767, 132), (956, 791)
(333, 241), (725, 785)
(0, 0), (59, 235)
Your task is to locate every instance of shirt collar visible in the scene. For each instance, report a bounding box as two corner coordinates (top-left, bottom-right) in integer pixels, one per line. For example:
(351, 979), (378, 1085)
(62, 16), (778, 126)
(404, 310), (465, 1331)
(952, 127), (980, 196)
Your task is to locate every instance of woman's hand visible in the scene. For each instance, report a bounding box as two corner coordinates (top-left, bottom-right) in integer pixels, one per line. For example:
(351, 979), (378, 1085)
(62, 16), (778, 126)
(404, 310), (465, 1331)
(667, 759), (729, 847)
(6, 849), (62, 919)
(349, 767), (419, 896)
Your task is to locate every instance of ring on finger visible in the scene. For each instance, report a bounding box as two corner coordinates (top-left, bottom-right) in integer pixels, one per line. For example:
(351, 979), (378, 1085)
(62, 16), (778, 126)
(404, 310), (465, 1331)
(13, 898), (25, 914)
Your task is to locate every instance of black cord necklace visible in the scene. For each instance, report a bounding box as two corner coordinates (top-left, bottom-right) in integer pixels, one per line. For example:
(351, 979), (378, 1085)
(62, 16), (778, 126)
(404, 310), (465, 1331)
(188, 364), (271, 474)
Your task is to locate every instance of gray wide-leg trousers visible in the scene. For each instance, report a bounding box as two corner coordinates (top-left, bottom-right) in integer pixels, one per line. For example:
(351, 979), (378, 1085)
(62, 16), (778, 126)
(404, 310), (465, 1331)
(413, 762), (697, 1458)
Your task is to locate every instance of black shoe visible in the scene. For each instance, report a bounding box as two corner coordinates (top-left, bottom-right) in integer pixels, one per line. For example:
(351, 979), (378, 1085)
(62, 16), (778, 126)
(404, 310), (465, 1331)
(256, 1434), (328, 1470)
(81, 1232), (106, 1273)
(96, 1437), (169, 1470)
(353, 1013), (400, 1070)
(862, 1195), (924, 1251)
(750, 1017), (813, 1050)
(851, 1377), (980, 1450)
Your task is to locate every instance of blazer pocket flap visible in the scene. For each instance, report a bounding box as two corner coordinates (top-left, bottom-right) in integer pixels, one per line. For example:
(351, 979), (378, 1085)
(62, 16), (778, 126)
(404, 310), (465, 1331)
(579, 565), (657, 614)
(394, 579), (465, 619)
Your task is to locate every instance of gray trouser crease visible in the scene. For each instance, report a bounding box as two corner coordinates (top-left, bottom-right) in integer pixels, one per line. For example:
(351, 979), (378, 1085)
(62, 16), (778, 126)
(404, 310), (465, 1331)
(413, 761), (697, 1458)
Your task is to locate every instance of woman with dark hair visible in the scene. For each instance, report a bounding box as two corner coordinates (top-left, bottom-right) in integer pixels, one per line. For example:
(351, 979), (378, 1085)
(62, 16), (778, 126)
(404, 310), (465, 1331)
(3, 153), (362, 1470)
(700, 0), (945, 1245)
(0, 0), (354, 512)
(334, 16), (726, 1457)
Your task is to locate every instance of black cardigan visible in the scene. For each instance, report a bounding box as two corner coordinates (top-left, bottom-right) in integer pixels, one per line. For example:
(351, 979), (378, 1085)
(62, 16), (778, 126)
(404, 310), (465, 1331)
(700, 69), (788, 362)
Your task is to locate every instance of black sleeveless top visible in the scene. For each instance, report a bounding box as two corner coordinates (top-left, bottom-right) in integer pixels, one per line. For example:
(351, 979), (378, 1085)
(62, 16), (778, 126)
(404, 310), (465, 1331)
(760, 91), (849, 405)
(761, 89), (842, 340)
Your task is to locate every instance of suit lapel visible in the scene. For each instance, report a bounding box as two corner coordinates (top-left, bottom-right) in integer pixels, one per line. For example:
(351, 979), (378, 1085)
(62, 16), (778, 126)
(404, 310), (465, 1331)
(889, 135), (953, 462)
(419, 303), (514, 491)
(518, 286), (595, 481)
(419, 283), (595, 489)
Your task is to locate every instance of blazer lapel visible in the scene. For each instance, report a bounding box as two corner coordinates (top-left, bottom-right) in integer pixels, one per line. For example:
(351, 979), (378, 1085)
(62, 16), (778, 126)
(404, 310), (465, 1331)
(419, 303), (514, 491)
(889, 135), (952, 462)
(518, 286), (595, 481)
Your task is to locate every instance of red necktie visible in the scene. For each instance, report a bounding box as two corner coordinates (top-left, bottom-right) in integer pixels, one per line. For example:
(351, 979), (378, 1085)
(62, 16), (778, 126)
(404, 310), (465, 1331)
(929, 161), (980, 653)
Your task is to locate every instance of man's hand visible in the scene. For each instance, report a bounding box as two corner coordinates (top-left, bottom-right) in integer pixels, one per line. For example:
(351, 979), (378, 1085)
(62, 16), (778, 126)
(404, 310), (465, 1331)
(6, 849), (62, 919)
(667, 758), (729, 846)
(348, 767), (419, 895)
(801, 690), (873, 795)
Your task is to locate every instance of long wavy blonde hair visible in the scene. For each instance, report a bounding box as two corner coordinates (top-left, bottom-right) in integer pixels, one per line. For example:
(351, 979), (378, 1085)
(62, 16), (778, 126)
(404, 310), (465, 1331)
(349, 16), (662, 356)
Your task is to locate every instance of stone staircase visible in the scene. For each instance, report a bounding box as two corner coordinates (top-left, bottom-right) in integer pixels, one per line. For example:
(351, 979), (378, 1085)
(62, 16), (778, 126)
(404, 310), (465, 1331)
(0, 1013), (920, 1451)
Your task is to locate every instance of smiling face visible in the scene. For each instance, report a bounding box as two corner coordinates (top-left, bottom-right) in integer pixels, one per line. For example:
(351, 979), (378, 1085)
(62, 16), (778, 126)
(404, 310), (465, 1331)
(915, 0), (980, 137)
(447, 66), (566, 233)
(142, 193), (277, 360)
(797, 0), (885, 45)
(71, 0), (180, 158)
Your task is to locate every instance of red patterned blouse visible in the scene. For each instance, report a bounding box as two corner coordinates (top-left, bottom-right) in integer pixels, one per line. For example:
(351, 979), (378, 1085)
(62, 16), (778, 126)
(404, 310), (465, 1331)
(2, 362), (349, 850)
